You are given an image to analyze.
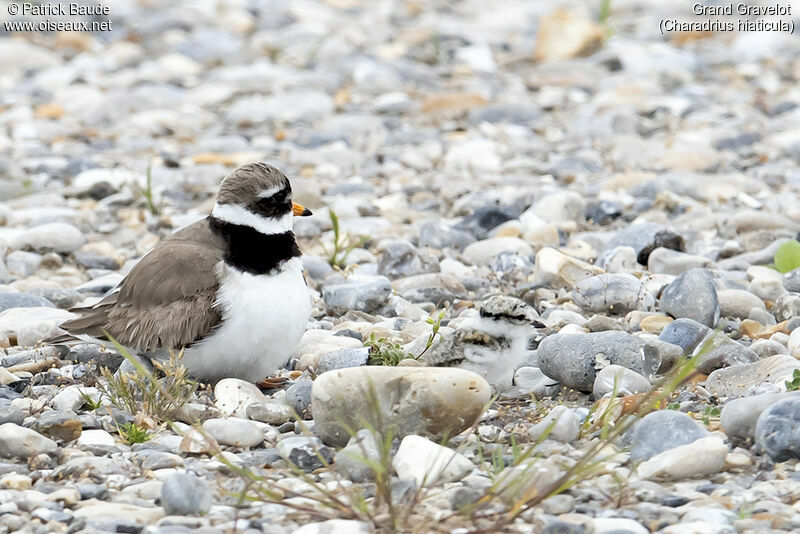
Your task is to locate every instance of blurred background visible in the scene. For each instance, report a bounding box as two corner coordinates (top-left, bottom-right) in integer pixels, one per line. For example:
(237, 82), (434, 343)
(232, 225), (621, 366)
(1, 0), (800, 247)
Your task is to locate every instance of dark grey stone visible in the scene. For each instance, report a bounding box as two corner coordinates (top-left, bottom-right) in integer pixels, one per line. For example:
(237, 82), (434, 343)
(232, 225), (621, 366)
(537, 332), (661, 392)
(68, 344), (124, 372)
(661, 495), (690, 507)
(285, 377), (313, 418)
(277, 436), (334, 472)
(0, 403), (24, 426)
(455, 205), (516, 240)
(450, 487), (482, 510)
(542, 521), (585, 534)
(585, 200), (622, 225)
(3, 378), (27, 394)
(784, 268), (800, 293)
(77, 483), (108, 500)
(607, 222), (685, 265)
(390, 478), (416, 505)
(333, 329), (362, 341)
(334, 429), (381, 483)
(755, 398), (800, 461)
(714, 132), (761, 151)
(628, 410), (709, 462)
(658, 318), (711, 353)
(160, 473), (212, 516)
(378, 239), (438, 279)
(660, 268), (720, 327)
(0, 387), (23, 401)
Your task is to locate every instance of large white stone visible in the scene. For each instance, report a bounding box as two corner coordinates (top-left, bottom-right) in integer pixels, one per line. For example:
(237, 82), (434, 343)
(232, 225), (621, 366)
(9, 223), (85, 253)
(0, 423), (58, 459)
(528, 406), (580, 443)
(312, 366), (490, 447)
(202, 418), (263, 448)
(0, 307), (74, 347)
(214, 378), (268, 417)
(77, 430), (116, 448)
(392, 435), (473, 487)
(52, 385), (93, 412)
(593, 365), (651, 398)
(636, 437), (727, 481)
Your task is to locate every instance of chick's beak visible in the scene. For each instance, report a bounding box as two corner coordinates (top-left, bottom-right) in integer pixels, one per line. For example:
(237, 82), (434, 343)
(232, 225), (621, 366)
(292, 201), (312, 217)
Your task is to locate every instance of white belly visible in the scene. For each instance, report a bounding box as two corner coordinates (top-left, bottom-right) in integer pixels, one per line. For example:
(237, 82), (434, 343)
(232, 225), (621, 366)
(181, 257), (311, 382)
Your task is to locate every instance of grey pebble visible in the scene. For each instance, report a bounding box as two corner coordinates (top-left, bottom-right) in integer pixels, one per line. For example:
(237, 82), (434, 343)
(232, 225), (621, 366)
(160, 472), (212, 516)
(0, 403), (24, 426)
(538, 332), (661, 392)
(285, 377), (313, 418)
(660, 268), (720, 328)
(721, 392), (800, 443)
(322, 276), (392, 314)
(628, 410), (709, 462)
(334, 429), (381, 483)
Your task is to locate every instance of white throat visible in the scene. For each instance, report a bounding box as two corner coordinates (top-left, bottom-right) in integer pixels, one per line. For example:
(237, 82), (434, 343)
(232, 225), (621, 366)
(211, 203), (293, 235)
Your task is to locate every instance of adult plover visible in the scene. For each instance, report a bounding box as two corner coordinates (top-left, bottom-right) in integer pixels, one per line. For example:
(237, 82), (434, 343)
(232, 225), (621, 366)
(57, 162), (313, 383)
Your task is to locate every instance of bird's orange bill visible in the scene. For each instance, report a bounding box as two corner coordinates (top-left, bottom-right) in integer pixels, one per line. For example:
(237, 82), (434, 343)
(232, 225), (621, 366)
(292, 202), (312, 216)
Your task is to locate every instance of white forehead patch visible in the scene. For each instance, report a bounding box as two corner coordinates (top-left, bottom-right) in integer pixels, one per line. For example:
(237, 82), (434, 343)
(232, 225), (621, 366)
(257, 184), (286, 198)
(212, 203), (293, 235)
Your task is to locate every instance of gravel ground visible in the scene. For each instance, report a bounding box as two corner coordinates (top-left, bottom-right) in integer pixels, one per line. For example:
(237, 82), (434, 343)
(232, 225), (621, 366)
(2, 1), (800, 533)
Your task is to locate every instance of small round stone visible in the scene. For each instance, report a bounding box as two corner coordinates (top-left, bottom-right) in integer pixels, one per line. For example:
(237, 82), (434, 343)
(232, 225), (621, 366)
(160, 473), (212, 516)
(201, 418), (263, 448)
